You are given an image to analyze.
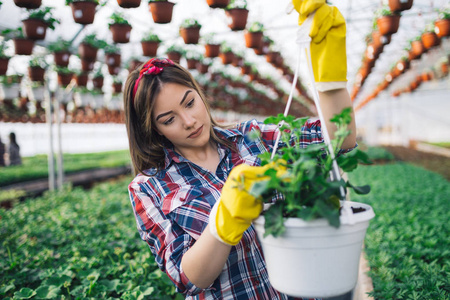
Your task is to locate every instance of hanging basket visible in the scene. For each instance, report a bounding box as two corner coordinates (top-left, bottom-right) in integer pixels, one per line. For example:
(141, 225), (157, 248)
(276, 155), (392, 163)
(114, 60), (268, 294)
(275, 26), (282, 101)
(110, 24), (132, 43)
(105, 53), (121, 67)
(92, 77), (104, 89)
(388, 0), (413, 12)
(421, 31), (440, 49)
(167, 51), (182, 63)
(28, 66), (45, 82)
(70, 1), (97, 25)
(13, 0), (41, 9)
(226, 8), (249, 31)
(244, 31), (263, 49)
(206, 0), (229, 8)
(107, 65), (121, 76)
(53, 51), (71, 67)
(371, 30), (391, 48)
(254, 201), (375, 298)
(186, 58), (198, 70)
(410, 40), (425, 59)
(13, 38), (35, 55)
(196, 63), (209, 74)
(81, 59), (95, 72)
(57, 72), (74, 86)
(434, 19), (450, 38)
(219, 51), (234, 65)
(22, 19), (48, 40)
(205, 43), (220, 58)
(112, 82), (122, 94)
(241, 65), (251, 75)
(141, 41), (159, 57)
(0, 58), (10, 76)
(148, 1), (175, 24)
(117, 0), (141, 8)
(376, 14), (401, 36)
(78, 43), (98, 61)
(75, 73), (88, 87)
(180, 26), (201, 44)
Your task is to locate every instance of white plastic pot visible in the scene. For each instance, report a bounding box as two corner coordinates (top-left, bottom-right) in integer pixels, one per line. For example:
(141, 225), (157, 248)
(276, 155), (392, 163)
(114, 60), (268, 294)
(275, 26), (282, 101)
(253, 201), (375, 298)
(0, 83), (21, 100)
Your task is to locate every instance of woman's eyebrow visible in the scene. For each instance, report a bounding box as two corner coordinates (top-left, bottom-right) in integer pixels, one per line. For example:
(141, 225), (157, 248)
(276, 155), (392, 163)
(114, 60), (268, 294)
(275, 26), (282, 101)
(156, 90), (192, 121)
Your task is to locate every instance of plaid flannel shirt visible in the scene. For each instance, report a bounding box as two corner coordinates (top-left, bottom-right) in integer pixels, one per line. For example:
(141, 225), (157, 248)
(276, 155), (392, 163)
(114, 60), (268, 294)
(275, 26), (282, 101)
(128, 119), (353, 299)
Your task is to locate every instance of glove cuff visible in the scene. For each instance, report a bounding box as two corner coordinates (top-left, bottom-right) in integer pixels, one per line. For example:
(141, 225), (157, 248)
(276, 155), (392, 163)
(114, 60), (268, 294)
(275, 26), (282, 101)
(209, 200), (234, 246)
(316, 81), (347, 92)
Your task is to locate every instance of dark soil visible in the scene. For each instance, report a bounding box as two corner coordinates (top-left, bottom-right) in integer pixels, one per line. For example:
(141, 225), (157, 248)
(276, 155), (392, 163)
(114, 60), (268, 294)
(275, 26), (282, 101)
(382, 146), (450, 181)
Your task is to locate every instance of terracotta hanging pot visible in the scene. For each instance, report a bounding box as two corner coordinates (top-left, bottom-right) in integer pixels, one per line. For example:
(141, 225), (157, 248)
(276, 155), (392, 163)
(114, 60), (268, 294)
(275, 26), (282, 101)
(58, 72), (74, 86)
(232, 55), (243, 67)
(128, 59), (143, 72)
(81, 59), (95, 72)
(70, 1), (97, 25)
(219, 51), (234, 65)
(186, 58), (198, 70)
(266, 51), (279, 64)
(28, 66), (45, 82)
(441, 62), (448, 76)
(92, 76), (104, 89)
(180, 27), (201, 44)
(112, 82), (122, 94)
(376, 14), (401, 36)
(13, 38), (35, 55)
(107, 65), (121, 75)
(117, 0), (141, 8)
(253, 40), (270, 55)
(110, 24), (132, 43)
(206, 0), (229, 8)
(0, 58), (10, 75)
(371, 31), (391, 48)
(53, 51), (71, 67)
(226, 8), (249, 31)
(141, 41), (159, 57)
(78, 43), (98, 61)
(75, 73), (88, 87)
(245, 31), (263, 49)
(410, 40), (425, 59)
(148, 1), (175, 24)
(388, 0), (413, 12)
(22, 19), (49, 40)
(421, 31), (440, 49)
(241, 65), (251, 75)
(434, 18), (450, 38)
(196, 63), (209, 74)
(205, 43), (220, 58)
(14, 0), (41, 9)
(105, 53), (121, 67)
(166, 51), (182, 63)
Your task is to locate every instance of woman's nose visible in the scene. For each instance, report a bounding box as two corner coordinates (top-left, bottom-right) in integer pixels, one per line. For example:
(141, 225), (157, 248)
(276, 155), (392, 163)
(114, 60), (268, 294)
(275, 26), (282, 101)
(181, 112), (195, 129)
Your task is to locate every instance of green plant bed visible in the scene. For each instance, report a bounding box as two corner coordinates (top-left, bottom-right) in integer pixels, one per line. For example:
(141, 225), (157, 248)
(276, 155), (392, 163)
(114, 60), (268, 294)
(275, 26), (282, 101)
(424, 142), (450, 149)
(364, 146), (395, 162)
(0, 177), (182, 299)
(0, 150), (131, 187)
(348, 163), (450, 299)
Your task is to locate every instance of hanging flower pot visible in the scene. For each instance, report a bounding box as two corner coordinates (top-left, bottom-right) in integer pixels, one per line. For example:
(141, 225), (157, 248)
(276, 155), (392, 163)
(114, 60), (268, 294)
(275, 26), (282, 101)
(128, 58), (143, 71)
(28, 66), (45, 82)
(22, 19), (48, 40)
(107, 65), (121, 75)
(204, 43), (220, 58)
(57, 71), (74, 86)
(441, 62), (449, 76)
(112, 82), (122, 93)
(148, 1), (175, 24)
(81, 59), (95, 72)
(105, 52), (121, 68)
(241, 64), (251, 75)
(79, 43), (98, 61)
(69, 1), (98, 25)
(53, 51), (71, 67)
(245, 31), (263, 49)
(376, 14), (401, 36)
(110, 24), (132, 43)
(75, 72), (88, 87)
(92, 76), (104, 89)
(180, 19), (202, 44)
(13, 38), (35, 55)
(410, 39), (425, 59)
(140, 41), (159, 57)
(0, 58), (10, 76)
(226, 8), (249, 31)
(14, 0), (41, 9)
(265, 51), (279, 65)
(388, 0), (413, 13)
(232, 55), (243, 67)
(219, 51), (234, 65)
(186, 58), (198, 70)
(117, 0), (141, 8)
(421, 31), (440, 49)
(206, 0), (229, 8)
(196, 62), (209, 74)
(371, 30), (391, 48)
(166, 51), (182, 63)
(434, 18), (450, 38)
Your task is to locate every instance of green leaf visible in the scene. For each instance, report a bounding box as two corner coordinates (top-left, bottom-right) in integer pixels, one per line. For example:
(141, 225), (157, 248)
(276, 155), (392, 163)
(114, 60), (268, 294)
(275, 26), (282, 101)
(14, 288), (36, 299)
(35, 285), (60, 299)
(0, 284), (15, 295)
(346, 181), (371, 195)
(263, 202), (285, 237)
(98, 279), (120, 292)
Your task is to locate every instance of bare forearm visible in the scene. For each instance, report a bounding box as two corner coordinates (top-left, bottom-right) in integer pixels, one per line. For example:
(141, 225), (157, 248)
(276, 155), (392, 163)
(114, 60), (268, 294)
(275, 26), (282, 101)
(318, 88), (356, 149)
(181, 224), (231, 289)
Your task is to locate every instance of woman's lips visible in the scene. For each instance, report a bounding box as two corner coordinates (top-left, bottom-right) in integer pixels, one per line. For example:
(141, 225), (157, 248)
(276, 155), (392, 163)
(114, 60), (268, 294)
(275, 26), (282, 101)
(188, 125), (203, 138)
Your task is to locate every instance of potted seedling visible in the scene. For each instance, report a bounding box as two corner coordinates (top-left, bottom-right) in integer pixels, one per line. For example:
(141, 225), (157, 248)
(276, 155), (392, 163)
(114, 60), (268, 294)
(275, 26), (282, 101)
(254, 35), (273, 55)
(203, 34), (221, 58)
(207, 0), (229, 8)
(196, 58), (212, 74)
(112, 76), (122, 94)
(22, 6), (60, 40)
(48, 38), (72, 67)
(148, 0), (175, 24)
(13, 0), (41, 9)
(409, 36), (425, 60)
(245, 21), (264, 49)
(78, 33), (107, 61)
(375, 6), (401, 36)
(179, 18), (202, 44)
(185, 51), (201, 70)
(435, 7), (450, 38)
(165, 44), (185, 63)
(2, 28), (35, 55)
(117, 0), (140, 8)
(108, 12), (132, 43)
(388, 0), (413, 13)
(219, 43), (234, 65)
(55, 66), (75, 87)
(225, 0), (249, 31)
(66, 0), (99, 25)
(91, 66), (104, 90)
(249, 109), (374, 298)
(74, 70), (88, 87)
(104, 44), (121, 75)
(28, 55), (48, 82)
(141, 31), (161, 57)
(421, 23), (441, 49)
(0, 41), (10, 76)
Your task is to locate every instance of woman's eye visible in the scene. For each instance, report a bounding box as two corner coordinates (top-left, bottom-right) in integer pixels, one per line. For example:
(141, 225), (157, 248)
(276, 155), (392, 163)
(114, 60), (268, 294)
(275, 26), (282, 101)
(186, 99), (194, 107)
(163, 117), (174, 125)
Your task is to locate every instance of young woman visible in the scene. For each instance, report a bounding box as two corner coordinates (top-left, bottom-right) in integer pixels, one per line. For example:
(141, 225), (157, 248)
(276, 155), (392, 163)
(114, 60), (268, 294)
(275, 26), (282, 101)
(123, 55), (356, 299)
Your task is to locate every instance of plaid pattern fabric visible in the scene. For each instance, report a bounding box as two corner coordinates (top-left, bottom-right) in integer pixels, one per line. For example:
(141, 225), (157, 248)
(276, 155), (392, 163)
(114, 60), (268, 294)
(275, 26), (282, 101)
(128, 119), (347, 299)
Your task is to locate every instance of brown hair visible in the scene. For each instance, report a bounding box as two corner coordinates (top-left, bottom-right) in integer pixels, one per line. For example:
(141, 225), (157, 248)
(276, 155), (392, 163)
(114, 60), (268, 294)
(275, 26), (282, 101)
(124, 60), (235, 176)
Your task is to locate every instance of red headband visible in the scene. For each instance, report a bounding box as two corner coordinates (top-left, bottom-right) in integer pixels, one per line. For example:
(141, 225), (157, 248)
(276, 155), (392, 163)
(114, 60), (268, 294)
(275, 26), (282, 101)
(132, 57), (174, 102)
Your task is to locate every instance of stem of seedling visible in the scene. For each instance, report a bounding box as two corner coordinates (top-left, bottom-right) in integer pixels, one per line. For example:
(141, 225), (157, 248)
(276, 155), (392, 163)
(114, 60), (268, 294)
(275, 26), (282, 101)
(6, 245), (13, 267)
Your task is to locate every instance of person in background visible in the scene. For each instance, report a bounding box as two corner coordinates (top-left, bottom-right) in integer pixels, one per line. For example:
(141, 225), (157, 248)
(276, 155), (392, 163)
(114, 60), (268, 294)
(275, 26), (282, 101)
(7, 132), (22, 166)
(0, 137), (5, 167)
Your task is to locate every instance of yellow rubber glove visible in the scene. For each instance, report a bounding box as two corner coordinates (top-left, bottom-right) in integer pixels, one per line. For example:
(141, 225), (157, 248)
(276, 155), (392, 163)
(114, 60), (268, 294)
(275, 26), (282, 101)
(292, 0), (347, 92)
(209, 162), (287, 246)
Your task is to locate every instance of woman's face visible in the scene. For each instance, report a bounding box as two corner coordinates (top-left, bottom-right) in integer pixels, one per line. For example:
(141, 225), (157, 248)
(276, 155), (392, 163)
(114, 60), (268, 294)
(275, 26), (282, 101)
(152, 82), (212, 154)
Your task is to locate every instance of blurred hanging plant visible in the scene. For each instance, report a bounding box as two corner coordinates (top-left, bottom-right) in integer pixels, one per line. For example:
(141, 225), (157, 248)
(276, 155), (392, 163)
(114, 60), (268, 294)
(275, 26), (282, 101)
(141, 31), (161, 42)
(25, 6), (60, 30)
(108, 11), (131, 26)
(29, 55), (49, 69)
(180, 18), (202, 28)
(247, 21), (264, 32)
(226, 0), (248, 10)
(81, 34), (107, 49)
(47, 38), (72, 53)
